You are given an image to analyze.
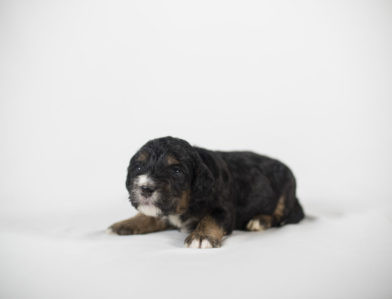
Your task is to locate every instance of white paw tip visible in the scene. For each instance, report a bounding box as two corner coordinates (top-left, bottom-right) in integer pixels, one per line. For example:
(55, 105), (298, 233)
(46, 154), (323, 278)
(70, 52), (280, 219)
(200, 239), (213, 249)
(186, 238), (213, 249)
(105, 228), (115, 235)
(246, 219), (265, 231)
(188, 239), (200, 248)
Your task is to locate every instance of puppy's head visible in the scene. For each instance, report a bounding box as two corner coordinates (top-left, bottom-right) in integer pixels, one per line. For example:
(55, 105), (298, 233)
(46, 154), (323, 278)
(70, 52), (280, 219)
(126, 137), (214, 217)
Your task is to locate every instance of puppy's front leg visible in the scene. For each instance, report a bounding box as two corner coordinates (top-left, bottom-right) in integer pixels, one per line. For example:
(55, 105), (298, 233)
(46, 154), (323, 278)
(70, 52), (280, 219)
(185, 215), (225, 249)
(108, 213), (168, 235)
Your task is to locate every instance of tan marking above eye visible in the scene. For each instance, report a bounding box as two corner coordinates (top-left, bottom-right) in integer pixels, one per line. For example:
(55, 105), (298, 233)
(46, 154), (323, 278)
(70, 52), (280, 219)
(167, 154), (179, 165)
(136, 152), (148, 161)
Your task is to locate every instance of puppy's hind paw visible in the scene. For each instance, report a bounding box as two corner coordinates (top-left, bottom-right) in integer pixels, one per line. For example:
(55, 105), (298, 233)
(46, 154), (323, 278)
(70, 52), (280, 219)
(246, 219), (266, 232)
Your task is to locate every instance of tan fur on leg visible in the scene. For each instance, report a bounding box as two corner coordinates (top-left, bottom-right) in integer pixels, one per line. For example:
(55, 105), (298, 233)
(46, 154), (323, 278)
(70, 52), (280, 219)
(108, 213), (169, 235)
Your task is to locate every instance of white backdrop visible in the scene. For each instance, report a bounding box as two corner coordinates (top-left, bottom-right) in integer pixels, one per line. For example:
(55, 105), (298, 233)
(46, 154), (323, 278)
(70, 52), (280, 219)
(1, 1), (391, 298)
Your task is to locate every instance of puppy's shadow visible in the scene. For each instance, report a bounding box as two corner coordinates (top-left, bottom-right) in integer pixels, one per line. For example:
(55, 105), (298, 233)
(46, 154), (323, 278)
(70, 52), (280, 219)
(166, 231), (188, 248)
(304, 214), (317, 222)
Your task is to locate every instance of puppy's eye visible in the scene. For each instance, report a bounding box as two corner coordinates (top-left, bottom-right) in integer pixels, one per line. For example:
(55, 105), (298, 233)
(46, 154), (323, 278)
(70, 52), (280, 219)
(135, 165), (144, 173)
(171, 166), (183, 175)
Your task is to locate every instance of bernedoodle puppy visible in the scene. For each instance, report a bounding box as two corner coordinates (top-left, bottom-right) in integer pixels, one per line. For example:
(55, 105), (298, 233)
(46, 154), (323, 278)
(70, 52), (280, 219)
(108, 136), (305, 248)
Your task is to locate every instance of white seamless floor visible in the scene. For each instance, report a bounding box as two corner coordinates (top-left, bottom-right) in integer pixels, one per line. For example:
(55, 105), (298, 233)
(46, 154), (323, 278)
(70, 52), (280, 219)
(1, 197), (391, 299)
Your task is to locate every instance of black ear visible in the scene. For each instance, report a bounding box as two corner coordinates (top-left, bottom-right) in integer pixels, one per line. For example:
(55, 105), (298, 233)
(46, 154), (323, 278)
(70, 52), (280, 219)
(191, 150), (215, 200)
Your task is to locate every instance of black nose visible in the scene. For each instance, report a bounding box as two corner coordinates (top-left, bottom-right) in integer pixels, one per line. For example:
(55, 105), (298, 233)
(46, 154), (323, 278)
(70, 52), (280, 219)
(140, 186), (156, 197)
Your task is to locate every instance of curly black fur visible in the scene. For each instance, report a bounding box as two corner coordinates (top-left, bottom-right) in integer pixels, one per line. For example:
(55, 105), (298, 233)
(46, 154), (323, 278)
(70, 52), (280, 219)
(124, 136), (304, 237)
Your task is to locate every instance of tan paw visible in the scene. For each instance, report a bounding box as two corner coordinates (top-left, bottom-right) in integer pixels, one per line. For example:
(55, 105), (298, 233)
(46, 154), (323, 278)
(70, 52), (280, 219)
(107, 214), (168, 235)
(107, 221), (140, 235)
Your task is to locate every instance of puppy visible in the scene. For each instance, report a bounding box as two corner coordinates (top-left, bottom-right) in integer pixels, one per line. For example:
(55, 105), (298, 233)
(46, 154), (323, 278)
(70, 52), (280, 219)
(108, 137), (305, 248)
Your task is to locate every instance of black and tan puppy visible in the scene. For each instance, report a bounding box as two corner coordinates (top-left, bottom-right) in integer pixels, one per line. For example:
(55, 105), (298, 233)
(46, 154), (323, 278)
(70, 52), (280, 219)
(108, 137), (304, 248)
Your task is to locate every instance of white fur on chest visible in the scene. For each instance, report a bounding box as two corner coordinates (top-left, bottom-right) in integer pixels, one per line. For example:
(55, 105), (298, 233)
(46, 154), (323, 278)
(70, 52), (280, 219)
(168, 215), (182, 228)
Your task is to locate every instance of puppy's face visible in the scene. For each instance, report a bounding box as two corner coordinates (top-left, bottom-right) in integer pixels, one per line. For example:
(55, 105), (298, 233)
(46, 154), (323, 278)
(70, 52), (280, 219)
(126, 138), (199, 217)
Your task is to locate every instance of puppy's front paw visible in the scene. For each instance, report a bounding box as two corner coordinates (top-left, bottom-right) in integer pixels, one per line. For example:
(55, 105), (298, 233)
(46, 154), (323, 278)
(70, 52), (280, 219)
(107, 214), (169, 235)
(108, 221), (139, 235)
(184, 232), (221, 249)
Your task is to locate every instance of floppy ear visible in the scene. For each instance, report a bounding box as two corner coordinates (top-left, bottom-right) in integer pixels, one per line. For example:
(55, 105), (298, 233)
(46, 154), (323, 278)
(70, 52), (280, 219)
(191, 150), (215, 200)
